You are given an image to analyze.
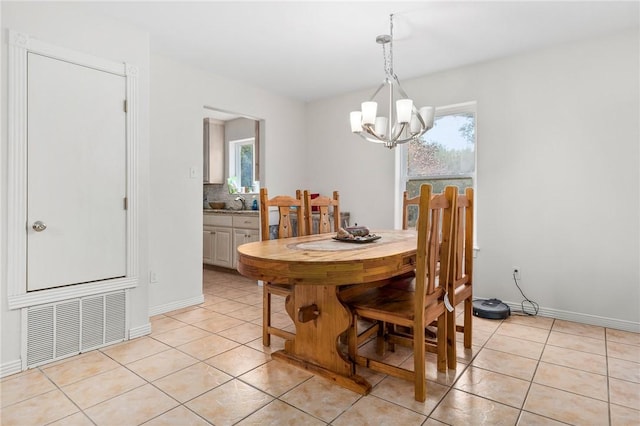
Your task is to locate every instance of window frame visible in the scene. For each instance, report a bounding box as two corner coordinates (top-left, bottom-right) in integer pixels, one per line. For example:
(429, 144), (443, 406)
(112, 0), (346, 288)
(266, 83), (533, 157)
(228, 137), (255, 190)
(395, 101), (477, 246)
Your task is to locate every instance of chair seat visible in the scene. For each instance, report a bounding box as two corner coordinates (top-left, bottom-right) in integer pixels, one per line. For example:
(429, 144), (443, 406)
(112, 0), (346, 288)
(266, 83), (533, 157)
(344, 284), (444, 325)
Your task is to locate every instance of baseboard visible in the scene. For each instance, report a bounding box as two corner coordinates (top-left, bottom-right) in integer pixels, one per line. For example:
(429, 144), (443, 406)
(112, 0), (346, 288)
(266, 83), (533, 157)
(498, 299), (640, 333)
(129, 323), (151, 339)
(1, 359), (23, 379)
(148, 294), (205, 317)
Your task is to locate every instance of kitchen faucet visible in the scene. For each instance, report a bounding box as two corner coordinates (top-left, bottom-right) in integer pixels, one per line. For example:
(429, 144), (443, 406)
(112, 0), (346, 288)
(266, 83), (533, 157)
(235, 196), (247, 210)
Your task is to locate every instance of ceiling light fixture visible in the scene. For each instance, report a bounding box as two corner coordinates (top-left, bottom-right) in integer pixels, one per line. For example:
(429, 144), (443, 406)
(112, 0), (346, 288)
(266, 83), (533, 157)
(350, 14), (435, 149)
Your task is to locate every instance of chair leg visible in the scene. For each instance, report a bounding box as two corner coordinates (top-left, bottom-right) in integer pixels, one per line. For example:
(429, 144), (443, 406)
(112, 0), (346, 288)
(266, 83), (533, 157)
(414, 319), (426, 402)
(437, 313), (448, 372)
(263, 286), (271, 347)
(463, 297), (472, 348)
(446, 308), (457, 370)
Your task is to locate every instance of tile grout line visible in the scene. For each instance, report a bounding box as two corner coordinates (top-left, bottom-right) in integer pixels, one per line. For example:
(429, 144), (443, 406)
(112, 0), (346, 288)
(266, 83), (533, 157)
(37, 363), (99, 426)
(423, 315), (505, 423)
(516, 317), (563, 425)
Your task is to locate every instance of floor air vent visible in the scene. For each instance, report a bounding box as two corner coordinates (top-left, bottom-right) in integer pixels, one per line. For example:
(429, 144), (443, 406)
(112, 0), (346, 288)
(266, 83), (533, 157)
(25, 291), (127, 368)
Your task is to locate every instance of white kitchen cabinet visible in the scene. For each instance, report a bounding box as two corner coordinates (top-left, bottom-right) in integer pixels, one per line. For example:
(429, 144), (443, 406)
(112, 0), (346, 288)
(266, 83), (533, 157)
(233, 228), (259, 268)
(203, 230), (213, 264)
(210, 226), (233, 268)
(232, 215), (260, 269)
(203, 214), (233, 268)
(202, 226), (233, 268)
(204, 226), (233, 268)
(204, 212), (259, 270)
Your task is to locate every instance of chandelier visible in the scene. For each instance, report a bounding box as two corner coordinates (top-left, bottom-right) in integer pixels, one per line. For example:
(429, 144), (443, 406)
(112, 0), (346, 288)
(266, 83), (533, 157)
(350, 14), (435, 149)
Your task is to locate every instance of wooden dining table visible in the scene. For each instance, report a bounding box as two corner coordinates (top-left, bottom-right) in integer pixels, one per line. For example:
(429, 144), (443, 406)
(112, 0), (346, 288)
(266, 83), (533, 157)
(236, 229), (417, 394)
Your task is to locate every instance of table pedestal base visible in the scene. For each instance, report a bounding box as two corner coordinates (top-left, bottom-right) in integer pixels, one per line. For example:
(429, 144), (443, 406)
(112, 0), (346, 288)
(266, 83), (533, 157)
(271, 350), (372, 395)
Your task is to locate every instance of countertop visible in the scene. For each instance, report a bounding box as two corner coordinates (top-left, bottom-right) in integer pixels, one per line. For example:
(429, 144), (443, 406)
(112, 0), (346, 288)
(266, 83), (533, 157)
(203, 209), (259, 215)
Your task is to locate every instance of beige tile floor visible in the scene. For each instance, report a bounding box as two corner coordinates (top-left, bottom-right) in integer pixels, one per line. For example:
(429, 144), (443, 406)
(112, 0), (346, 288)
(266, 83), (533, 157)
(2, 268), (639, 425)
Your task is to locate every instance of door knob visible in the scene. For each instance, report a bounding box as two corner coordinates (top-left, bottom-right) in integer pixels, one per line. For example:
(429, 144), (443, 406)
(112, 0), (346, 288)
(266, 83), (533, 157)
(32, 221), (47, 232)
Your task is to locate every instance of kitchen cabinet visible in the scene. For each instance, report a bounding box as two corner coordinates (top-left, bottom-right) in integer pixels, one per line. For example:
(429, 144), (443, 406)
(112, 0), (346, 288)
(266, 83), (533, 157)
(203, 213), (233, 268)
(203, 230), (213, 264)
(203, 212), (259, 270)
(203, 118), (224, 184)
(210, 227), (233, 268)
(203, 226), (233, 268)
(232, 215), (260, 268)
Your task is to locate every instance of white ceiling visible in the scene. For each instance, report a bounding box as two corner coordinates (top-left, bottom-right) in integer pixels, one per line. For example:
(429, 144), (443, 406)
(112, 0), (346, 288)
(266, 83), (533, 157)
(77, 1), (638, 102)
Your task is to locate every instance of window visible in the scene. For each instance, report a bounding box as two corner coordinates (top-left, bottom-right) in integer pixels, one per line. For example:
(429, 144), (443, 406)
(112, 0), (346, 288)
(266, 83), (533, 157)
(228, 137), (255, 190)
(399, 102), (476, 228)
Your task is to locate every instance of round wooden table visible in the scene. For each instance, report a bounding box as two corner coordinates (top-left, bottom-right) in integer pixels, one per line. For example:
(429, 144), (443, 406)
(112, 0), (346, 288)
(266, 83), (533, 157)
(237, 229), (417, 394)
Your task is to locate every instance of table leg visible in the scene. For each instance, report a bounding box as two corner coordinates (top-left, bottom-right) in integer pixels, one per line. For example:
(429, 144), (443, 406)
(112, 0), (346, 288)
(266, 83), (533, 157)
(271, 284), (371, 395)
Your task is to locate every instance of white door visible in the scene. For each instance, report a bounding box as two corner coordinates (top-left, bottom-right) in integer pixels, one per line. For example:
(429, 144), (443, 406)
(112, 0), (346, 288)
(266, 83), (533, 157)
(27, 53), (127, 291)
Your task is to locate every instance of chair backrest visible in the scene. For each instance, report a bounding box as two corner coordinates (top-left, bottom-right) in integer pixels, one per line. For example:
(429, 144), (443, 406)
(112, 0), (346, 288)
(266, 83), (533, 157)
(413, 184), (456, 322)
(451, 187), (474, 291)
(259, 188), (305, 241)
(303, 190), (340, 235)
(402, 190), (420, 230)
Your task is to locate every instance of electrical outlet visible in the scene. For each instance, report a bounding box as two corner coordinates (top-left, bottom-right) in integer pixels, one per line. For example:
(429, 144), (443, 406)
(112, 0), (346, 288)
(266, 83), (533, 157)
(512, 267), (521, 280)
(149, 270), (158, 283)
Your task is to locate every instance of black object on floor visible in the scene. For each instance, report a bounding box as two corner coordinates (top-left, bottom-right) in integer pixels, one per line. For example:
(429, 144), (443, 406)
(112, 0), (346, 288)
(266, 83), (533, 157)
(473, 298), (511, 319)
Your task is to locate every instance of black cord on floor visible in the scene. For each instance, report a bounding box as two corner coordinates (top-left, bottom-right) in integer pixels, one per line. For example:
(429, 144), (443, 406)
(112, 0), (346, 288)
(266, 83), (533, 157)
(513, 271), (539, 316)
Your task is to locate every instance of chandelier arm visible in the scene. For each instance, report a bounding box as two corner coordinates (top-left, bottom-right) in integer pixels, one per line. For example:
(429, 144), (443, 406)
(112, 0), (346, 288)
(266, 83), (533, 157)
(389, 122), (408, 142)
(395, 130), (427, 145)
(357, 132), (387, 144)
(368, 81), (389, 101)
(393, 137), (415, 145)
(362, 123), (388, 142)
(414, 110), (427, 128)
(392, 74), (412, 100)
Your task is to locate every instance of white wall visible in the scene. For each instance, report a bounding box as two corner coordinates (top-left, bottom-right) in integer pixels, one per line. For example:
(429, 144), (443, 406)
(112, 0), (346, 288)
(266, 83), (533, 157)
(1, 3), (151, 367)
(148, 54), (306, 313)
(306, 30), (639, 330)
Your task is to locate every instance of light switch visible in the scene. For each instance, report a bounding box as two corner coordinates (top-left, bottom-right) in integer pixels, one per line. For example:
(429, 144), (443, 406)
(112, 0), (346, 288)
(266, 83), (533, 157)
(189, 166), (198, 179)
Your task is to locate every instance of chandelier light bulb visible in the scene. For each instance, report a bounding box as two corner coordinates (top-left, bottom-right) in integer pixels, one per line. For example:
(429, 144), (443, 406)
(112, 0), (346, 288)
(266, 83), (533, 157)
(419, 106), (435, 129)
(396, 99), (413, 124)
(350, 111), (363, 133)
(361, 101), (377, 125)
(375, 116), (388, 137)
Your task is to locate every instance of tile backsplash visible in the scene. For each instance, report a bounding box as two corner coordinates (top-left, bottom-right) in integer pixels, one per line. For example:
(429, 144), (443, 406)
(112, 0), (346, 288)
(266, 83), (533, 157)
(203, 184), (258, 209)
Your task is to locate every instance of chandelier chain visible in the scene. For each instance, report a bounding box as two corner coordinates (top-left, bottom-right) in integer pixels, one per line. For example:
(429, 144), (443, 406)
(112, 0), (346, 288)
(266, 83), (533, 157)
(383, 15), (394, 77)
(382, 43), (391, 77)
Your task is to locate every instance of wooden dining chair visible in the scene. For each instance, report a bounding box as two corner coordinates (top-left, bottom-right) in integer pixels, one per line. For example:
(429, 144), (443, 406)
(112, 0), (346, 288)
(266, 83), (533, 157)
(402, 190), (421, 230)
(446, 187), (474, 368)
(259, 187), (306, 346)
(343, 184), (456, 402)
(302, 190), (340, 235)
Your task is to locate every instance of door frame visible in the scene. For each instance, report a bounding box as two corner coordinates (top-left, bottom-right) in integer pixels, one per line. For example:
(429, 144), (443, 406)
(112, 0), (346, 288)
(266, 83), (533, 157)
(7, 30), (139, 309)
